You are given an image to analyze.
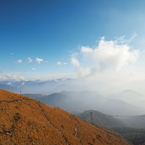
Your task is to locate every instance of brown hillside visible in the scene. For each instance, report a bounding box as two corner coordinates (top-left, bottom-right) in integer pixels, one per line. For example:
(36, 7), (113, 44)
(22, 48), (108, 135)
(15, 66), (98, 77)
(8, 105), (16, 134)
(0, 89), (131, 145)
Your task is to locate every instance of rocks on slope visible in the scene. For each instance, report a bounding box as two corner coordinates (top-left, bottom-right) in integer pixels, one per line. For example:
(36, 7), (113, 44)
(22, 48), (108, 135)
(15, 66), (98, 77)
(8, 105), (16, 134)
(0, 89), (131, 145)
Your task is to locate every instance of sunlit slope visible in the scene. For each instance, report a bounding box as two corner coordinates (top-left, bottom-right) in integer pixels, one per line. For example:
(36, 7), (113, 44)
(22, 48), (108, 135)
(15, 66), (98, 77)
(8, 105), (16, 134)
(0, 89), (131, 145)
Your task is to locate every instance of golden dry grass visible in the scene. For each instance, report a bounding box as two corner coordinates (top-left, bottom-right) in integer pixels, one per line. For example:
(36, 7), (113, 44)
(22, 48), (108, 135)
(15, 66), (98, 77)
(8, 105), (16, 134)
(0, 89), (131, 145)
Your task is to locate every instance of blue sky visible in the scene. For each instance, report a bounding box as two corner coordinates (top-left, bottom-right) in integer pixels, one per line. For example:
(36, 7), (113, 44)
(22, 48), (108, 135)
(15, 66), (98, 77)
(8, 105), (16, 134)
(1, 0), (145, 87)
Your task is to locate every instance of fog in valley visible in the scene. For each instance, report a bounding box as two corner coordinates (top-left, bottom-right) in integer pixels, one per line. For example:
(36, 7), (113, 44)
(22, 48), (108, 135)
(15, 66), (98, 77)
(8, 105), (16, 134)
(1, 77), (145, 117)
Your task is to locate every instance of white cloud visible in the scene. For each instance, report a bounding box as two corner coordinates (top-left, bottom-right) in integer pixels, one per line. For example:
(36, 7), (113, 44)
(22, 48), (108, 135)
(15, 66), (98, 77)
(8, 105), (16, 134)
(115, 36), (126, 44)
(81, 46), (92, 53)
(27, 57), (33, 63)
(57, 62), (68, 65)
(25, 73), (71, 81)
(18, 82), (25, 88)
(81, 37), (139, 71)
(129, 71), (136, 76)
(35, 57), (43, 64)
(0, 74), (25, 81)
(71, 57), (80, 67)
(71, 36), (139, 78)
(7, 82), (11, 85)
(14, 59), (22, 63)
(71, 56), (90, 78)
(128, 32), (137, 43)
(57, 62), (62, 65)
(31, 68), (37, 71)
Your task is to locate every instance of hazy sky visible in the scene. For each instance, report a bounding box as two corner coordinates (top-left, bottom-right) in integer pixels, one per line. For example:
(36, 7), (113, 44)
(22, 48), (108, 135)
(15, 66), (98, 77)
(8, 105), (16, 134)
(1, 0), (145, 92)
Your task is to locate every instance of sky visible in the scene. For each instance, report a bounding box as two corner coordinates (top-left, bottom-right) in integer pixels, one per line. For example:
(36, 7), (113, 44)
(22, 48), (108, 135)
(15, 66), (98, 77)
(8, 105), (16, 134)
(1, 0), (145, 93)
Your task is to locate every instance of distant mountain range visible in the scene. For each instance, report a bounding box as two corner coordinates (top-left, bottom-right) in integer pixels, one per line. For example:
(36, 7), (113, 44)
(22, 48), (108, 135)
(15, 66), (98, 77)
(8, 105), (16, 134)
(0, 83), (19, 93)
(23, 90), (106, 113)
(0, 78), (75, 94)
(23, 90), (145, 117)
(1, 79), (145, 116)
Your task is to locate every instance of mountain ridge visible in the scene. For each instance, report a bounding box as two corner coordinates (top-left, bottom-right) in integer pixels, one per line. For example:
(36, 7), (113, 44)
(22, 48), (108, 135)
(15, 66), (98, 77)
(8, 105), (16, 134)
(76, 110), (131, 128)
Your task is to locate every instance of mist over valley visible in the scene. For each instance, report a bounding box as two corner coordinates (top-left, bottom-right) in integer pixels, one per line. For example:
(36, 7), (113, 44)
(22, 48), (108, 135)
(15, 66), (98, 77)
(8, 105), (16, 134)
(1, 78), (145, 117)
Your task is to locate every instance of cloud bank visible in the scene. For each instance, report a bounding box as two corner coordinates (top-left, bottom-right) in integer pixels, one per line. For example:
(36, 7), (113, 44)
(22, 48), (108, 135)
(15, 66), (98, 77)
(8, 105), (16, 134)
(71, 37), (139, 78)
(71, 57), (80, 67)
(0, 74), (25, 81)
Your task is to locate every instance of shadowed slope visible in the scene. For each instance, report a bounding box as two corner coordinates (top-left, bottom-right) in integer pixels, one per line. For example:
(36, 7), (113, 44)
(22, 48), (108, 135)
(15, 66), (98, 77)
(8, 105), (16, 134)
(0, 89), (131, 145)
(76, 110), (131, 128)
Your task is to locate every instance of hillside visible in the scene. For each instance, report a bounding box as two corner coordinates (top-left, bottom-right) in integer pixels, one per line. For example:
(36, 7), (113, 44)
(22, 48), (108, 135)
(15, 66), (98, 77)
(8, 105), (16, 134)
(110, 127), (145, 145)
(76, 110), (131, 128)
(119, 115), (145, 128)
(0, 89), (131, 145)
(77, 110), (145, 145)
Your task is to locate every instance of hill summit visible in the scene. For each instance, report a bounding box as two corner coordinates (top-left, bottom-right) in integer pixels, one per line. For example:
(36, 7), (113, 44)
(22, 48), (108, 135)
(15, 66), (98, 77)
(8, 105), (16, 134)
(0, 89), (131, 145)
